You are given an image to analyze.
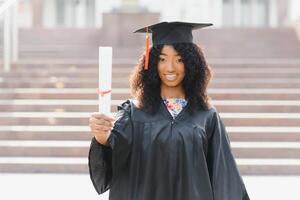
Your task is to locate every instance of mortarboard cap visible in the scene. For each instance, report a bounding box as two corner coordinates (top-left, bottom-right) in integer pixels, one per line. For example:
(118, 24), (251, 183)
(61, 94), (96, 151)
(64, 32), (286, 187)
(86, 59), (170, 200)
(133, 21), (213, 69)
(134, 21), (213, 46)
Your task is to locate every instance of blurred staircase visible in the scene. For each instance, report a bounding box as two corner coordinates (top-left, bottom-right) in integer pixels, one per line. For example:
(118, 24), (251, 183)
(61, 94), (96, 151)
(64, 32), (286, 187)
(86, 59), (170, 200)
(0, 28), (300, 175)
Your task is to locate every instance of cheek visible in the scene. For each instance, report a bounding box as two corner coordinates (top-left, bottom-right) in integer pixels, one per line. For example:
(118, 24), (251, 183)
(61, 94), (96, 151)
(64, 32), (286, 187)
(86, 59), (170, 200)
(178, 64), (185, 78)
(157, 64), (164, 78)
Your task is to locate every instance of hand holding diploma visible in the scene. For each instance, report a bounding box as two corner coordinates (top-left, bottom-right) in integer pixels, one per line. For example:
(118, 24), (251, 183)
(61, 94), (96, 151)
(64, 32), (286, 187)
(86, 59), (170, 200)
(89, 47), (115, 146)
(89, 113), (115, 146)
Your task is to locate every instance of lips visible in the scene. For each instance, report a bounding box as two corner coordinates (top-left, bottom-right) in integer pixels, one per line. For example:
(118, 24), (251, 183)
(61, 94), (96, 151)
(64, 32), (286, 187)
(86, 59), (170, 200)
(165, 74), (177, 81)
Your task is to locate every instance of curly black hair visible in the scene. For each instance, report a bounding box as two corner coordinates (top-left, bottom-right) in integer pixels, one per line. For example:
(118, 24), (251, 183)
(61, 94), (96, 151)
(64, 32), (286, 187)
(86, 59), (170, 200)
(130, 43), (213, 114)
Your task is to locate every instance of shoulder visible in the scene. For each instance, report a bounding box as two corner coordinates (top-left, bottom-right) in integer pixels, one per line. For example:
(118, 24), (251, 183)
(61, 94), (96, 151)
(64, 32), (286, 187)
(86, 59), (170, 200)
(117, 99), (131, 110)
(117, 98), (164, 123)
(207, 105), (219, 117)
(182, 104), (218, 128)
(115, 98), (140, 119)
(202, 104), (222, 130)
(196, 104), (219, 121)
(114, 99), (132, 122)
(117, 98), (140, 113)
(117, 98), (140, 108)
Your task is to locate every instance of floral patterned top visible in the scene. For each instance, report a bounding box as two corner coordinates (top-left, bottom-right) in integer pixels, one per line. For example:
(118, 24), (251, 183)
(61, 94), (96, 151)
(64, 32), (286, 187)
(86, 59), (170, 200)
(162, 98), (188, 119)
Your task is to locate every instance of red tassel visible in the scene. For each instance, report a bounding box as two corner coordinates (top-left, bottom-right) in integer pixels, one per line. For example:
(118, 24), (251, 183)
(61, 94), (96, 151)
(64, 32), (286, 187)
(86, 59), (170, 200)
(144, 27), (150, 70)
(97, 89), (112, 97)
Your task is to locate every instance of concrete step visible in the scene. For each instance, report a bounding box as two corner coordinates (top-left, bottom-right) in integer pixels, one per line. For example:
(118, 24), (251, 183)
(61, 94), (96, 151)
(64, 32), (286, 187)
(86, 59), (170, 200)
(1, 88), (300, 94)
(0, 104), (300, 113)
(1, 113), (300, 126)
(230, 132), (300, 142)
(210, 82), (300, 88)
(2, 74), (300, 80)
(7, 60), (300, 69)
(1, 79), (300, 88)
(0, 141), (299, 158)
(0, 81), (130, 88)
(0, 131), (91, 140)
(223, 115), (300, 126)
(0, 146), (299, 159)
(0, 125), (299, 138)
(0, 130), (298, 142)
(0, 105), (102, 112)
(1, 93), (300, 100)
(2, 67), (300, 78)
(0, 162), (87, 173)
(1, 99), (299, 106)
(1, 88), (300, 100)
(5, 63), (300, 70)
(0, 157), (299, 175)
(238, 159), (300, 175)
(0, 27), (298, 57)
(0, 93), (128, 100)
(1, 100), (300, 114)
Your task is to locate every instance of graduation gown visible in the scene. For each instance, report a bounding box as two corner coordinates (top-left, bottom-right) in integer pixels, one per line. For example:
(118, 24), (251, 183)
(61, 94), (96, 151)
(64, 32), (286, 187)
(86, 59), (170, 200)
(89, 99), (250, 200)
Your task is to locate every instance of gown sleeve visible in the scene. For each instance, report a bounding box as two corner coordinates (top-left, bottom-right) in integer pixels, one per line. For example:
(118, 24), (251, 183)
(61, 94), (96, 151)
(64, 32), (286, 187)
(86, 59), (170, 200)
(207, 109), (250, 200)
(88, 137), (112, 194)
(88, 100), (133, 194)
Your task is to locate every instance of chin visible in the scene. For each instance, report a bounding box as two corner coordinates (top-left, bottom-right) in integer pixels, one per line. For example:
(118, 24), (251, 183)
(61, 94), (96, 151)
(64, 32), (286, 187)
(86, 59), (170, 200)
(166, 83), (179, 87)
(163, 80), (182, 87)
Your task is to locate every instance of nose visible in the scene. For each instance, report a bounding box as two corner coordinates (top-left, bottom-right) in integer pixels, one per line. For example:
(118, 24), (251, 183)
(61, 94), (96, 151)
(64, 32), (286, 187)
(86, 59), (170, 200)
(166, 60), (175, 72)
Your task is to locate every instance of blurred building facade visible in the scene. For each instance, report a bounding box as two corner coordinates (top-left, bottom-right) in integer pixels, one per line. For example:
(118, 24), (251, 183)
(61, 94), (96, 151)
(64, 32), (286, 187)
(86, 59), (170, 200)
(17, 0), (299, 29)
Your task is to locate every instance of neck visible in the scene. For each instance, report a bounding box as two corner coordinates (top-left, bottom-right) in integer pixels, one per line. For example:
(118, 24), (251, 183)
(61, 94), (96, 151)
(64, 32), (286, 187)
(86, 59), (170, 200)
(160, 85), (185, 99)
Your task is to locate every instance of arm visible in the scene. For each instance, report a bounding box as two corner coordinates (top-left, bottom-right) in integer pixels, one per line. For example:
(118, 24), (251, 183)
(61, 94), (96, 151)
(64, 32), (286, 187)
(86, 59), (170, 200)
(88, 137), (112, 194)
(207, 110), (250, 200)
(88, 100), (133, 194)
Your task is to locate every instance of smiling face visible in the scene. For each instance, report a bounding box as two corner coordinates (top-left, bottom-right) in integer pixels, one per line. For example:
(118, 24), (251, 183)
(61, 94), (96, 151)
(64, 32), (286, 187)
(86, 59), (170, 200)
(157, 45), (186, 98)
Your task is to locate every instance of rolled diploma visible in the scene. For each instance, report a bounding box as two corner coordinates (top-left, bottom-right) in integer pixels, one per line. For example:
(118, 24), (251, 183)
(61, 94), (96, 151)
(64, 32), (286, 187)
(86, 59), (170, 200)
(98, 47), (112, 115)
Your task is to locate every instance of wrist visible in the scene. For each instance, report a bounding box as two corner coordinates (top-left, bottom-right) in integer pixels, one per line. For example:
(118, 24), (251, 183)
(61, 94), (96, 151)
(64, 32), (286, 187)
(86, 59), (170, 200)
(95, 135), (110, 147)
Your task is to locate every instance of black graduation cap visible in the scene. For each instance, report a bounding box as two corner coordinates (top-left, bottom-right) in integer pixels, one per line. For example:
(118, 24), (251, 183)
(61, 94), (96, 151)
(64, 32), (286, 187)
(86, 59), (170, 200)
(133, 21), (213, 69)
(134, 21), (213, 46)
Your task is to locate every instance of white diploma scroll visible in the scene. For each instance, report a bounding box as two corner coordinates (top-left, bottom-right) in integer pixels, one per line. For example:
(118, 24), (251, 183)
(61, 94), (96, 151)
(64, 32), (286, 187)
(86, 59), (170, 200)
(98, 47), (112, 115)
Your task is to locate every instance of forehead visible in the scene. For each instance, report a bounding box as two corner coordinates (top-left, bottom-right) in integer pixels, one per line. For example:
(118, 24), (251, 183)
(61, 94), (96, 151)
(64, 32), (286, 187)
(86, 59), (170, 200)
(160, 45), (180, 55)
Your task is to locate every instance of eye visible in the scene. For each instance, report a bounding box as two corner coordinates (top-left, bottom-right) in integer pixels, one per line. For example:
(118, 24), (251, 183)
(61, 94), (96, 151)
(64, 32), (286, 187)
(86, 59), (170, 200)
(159, 57), (166, 62)
(177, 58), (183, 63)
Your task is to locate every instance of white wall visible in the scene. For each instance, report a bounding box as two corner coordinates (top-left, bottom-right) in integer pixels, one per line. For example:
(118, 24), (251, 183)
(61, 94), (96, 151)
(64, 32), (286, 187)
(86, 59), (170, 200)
(43, 0), (56, 28)
(17, 0), (298, 28)
(289, 0), (300, 21)
(18, 0), (32, 28)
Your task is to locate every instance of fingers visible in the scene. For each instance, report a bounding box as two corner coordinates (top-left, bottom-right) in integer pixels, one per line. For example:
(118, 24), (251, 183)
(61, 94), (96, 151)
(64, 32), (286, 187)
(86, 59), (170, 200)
(91, 112), (115, 122)
(90, 126), (111, 139)
(89, 113), (115, 127)
(89, 117), (114, 128)
(90, 124), (113, 132)
(89, 113), (114, 146)
(89, 113), (116, 137)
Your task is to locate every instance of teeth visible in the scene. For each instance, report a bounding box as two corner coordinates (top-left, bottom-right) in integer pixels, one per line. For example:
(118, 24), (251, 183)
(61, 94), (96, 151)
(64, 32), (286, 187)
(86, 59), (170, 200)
(165, 75), (176, 81)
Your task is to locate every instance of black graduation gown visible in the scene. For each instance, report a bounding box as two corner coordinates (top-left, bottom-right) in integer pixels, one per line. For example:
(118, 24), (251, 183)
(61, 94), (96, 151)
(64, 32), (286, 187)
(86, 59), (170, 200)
(89, 99), (250, 200)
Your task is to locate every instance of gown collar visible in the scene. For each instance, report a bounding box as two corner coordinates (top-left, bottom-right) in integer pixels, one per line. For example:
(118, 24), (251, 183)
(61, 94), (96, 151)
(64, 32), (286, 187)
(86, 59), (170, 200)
(159, 99), (189, 121)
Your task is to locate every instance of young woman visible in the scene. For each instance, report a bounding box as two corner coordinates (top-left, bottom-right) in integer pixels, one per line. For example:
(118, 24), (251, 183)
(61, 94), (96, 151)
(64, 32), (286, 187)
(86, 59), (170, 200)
(88, 22), (250, 200)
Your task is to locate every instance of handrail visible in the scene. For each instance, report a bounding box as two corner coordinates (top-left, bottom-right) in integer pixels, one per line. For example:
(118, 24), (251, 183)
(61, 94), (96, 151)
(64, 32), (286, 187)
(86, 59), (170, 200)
(0, 0), (19, 72)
